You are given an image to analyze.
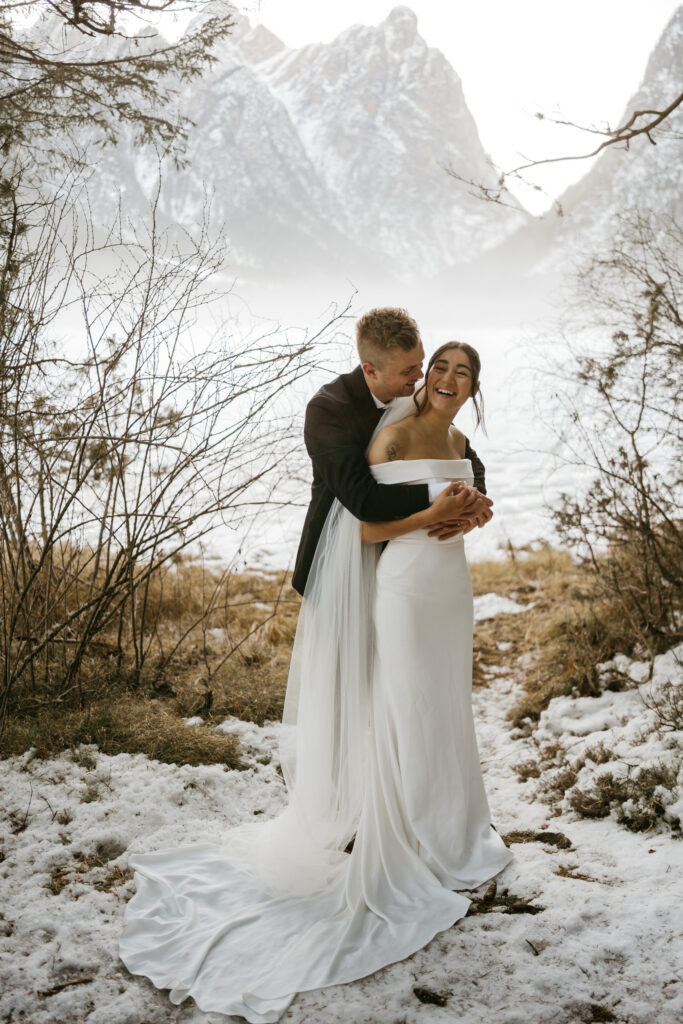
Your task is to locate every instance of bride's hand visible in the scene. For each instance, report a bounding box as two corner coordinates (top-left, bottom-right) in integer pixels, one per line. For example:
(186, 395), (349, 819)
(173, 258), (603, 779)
(426, 482), (493, 529)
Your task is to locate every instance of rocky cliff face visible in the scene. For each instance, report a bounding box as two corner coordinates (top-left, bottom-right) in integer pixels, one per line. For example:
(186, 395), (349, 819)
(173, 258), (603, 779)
(254, 6), (518, 276)
(477, 4), (683, 292)
(84, 6), (524, 281)
(560, 5), (682, 227)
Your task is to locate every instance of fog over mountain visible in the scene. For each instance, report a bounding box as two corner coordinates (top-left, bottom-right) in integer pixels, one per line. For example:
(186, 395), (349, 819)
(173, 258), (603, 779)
(45, 4), (682, 322)
(84, 6), (524, 285)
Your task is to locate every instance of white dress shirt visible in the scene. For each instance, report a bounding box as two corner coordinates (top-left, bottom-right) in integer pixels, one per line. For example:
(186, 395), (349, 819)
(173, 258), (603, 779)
(370, 392), (391, 410)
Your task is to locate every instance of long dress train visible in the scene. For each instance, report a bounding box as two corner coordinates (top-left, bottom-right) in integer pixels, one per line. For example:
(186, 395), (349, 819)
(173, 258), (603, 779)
(118, 457), (513, 1022)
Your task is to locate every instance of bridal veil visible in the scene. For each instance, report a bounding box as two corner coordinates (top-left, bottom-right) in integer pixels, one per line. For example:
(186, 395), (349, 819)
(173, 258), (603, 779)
(220, 395), (417, 897)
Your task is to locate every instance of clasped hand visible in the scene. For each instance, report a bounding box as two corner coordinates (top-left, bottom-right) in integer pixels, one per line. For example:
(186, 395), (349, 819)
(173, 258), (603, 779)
(426, 481), (493, 540)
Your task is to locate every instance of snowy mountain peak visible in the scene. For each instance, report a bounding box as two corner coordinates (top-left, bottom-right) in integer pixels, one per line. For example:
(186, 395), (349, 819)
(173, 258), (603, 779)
(382, 6), (419, 49)
(238, 23), (286, 64)
(638, 3), (682, 100)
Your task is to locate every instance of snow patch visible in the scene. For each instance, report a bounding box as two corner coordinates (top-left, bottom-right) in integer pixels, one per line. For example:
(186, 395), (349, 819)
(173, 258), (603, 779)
(474, 592), (534, 620)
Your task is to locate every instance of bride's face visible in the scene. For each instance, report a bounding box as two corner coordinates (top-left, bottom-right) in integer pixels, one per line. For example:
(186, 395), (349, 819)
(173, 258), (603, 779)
(426, 348), (477, 415)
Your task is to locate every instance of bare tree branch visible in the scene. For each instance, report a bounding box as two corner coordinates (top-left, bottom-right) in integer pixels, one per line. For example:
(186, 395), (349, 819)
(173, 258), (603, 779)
(447, 93), (683, 215)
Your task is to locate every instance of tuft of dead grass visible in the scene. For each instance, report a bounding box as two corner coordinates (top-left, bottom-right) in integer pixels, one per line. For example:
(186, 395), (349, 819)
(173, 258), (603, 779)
(1, 693), (243, 768)
(45, 851), (133, 897)
(567, 761), (681, 833)
(514, 759), (542, 782)
(517, 732), (682, 836)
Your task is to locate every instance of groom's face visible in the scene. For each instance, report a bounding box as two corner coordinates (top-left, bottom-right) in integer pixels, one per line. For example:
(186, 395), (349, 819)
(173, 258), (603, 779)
(363, 343), (425, 404)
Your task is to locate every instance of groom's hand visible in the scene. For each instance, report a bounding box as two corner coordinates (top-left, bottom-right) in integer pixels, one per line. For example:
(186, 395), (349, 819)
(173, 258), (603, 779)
(428, 518), (472, 540)
(426, 482), (493, 539)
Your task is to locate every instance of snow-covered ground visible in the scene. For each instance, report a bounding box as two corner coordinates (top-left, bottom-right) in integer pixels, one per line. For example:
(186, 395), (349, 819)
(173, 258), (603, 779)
(1, 627), (681, 1024)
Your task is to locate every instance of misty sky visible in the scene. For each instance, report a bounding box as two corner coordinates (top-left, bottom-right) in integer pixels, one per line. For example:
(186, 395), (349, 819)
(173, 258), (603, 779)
(236, 0), (680, 214)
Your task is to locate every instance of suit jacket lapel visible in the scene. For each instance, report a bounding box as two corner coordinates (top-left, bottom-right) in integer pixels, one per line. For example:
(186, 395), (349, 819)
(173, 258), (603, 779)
(346, 365), (384, 435)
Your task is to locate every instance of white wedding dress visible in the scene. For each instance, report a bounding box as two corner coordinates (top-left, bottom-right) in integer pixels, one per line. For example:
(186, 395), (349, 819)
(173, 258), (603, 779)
(119, 455), (513, 1022)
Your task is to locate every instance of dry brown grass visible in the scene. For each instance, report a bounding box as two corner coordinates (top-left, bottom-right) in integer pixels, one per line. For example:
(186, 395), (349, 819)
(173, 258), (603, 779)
(2, 544), (675, 770)
(469, 547), (653, 728)
(470, 548), (584, 694)
(1, 693), (243, 767)
(1, 559), (301, 764)
(137, 562), (301, 647)
(513, 729), (682, 836)
(566, 762), (680, 832)
(45, 850), (134, 897)
(147, 565), (300, 729)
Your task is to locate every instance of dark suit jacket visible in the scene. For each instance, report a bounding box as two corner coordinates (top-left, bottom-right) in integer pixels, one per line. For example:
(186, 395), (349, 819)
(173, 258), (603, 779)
(291, 365), (486, 596)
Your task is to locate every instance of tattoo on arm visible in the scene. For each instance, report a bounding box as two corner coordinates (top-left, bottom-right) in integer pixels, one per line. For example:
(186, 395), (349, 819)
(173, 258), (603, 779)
(386, 442), (400, 462)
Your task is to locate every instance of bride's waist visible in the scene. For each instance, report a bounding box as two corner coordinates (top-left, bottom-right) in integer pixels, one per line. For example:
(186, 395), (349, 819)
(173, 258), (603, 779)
(388, 529), (465, 547)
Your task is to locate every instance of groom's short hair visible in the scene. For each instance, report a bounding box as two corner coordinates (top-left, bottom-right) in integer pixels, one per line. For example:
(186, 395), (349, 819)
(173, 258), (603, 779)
(356, 307), (421, 368)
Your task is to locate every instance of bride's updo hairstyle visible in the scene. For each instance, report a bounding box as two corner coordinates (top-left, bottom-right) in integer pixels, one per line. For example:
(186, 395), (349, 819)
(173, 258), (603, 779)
(413, 341), (486, 433)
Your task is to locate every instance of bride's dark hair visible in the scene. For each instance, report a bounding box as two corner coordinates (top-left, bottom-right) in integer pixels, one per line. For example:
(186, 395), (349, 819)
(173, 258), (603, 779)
(412, 341), (486, 434)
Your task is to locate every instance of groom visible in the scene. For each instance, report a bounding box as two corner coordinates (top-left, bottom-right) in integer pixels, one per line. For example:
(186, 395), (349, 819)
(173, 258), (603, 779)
(291, 307), (493, 596)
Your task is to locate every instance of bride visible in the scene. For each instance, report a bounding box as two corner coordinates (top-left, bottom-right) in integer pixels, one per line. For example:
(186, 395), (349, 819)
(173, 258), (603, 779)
(119, 340), (514, 1022)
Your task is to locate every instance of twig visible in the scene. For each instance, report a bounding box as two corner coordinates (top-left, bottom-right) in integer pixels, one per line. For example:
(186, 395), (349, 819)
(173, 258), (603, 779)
(38, 977), (94, 997)
(39, 793), (57, 821)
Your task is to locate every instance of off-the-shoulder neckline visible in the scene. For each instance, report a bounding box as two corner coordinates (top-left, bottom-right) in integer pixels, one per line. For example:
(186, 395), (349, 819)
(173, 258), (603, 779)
(371, 457), (471, 466)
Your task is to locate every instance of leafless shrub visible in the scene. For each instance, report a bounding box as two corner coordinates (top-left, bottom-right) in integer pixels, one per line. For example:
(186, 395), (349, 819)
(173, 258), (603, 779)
(520, 731), (681, 835)
(0, 166), (341, 732)
(546, 209), (682, 665)
(567, 761), (680, 833)
(640, 666), (683, 734)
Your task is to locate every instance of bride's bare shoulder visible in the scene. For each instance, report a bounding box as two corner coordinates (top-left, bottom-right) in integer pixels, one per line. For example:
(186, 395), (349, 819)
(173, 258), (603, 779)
(367, 421), (413, 466)
(448, 425), (467, 459)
